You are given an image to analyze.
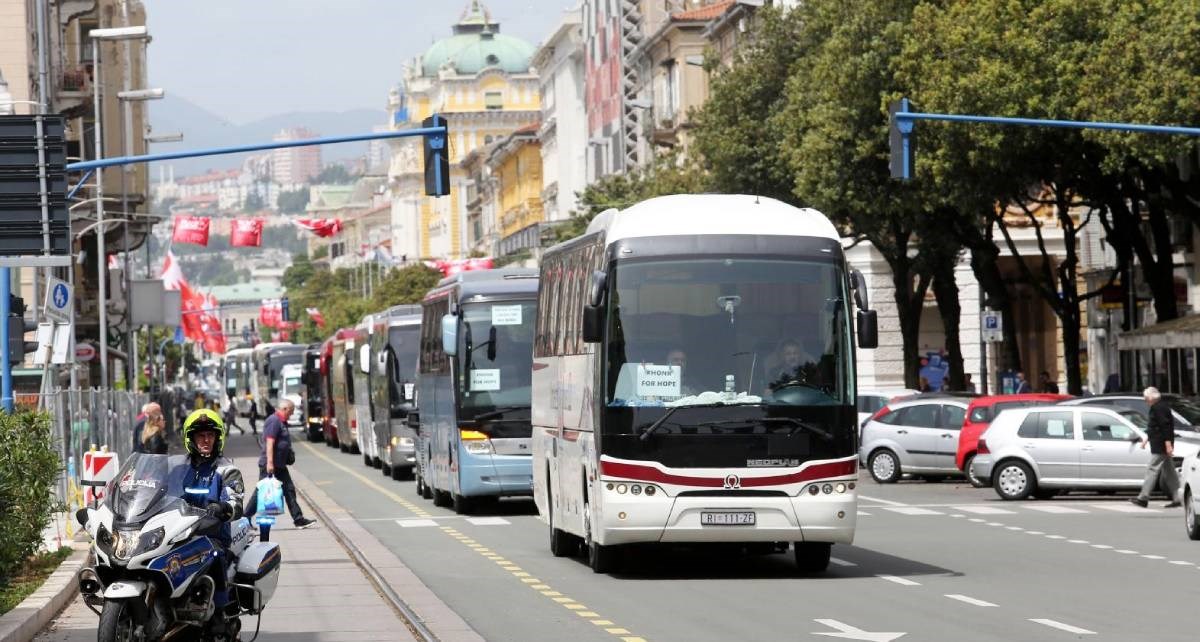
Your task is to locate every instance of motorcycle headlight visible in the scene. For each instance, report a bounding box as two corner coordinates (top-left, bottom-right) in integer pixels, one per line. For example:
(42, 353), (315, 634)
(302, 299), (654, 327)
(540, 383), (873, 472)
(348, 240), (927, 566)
(399, 437), (414, 447)
(134, 527), (166, 558)
(112, 529), (141, 561)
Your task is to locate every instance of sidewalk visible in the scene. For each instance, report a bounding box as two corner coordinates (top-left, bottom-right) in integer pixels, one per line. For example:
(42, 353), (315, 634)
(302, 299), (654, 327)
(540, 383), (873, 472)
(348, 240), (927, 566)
(35, 429), (419, 642)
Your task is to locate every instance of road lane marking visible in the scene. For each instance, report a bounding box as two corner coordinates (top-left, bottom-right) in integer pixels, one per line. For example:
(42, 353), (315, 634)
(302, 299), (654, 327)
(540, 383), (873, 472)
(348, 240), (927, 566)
(1090, 503), (1159, 513)
(1170, 560), (1193, 566)
(1142, 554), (1165, 560)
(1045, 535), (1066, 540)
(830, 557), (857, 567)
(396, 518), (439, 528)
(812, 619), (906, 642)
(1024, 505), (1087, 514)
(1067, 539), (1089, 544)
(577, 611), (600, 617)
(968, 518), (986, 523)
(953, 505), (1015, 515)
(1005, 526), (1023, 531)
(985, 522), (1004, 527)
(1024, 530), (1044, 535)
(877, 574), (920, 586)
(1089, 544), (1112, 549)
(858, 495), (909, 506)
(945, 594), (997, 607)
(949, 514), (965, 518)
(1115, 549), (1138, 554)
(301, 442), (649, 640)
(883, 506), (944, 516)
(465, 517), (511, 526)
(1029, 619), (1095, 635)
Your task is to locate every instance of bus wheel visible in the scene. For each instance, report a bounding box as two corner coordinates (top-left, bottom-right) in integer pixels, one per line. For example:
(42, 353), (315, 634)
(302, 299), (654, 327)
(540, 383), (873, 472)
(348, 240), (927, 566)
(339, 442), (349, 453)
(381, 463), (392, 478)
(394, 466), (413, 481)
(794, 542), (831, 573)
(420, 476), (434, 500)
(362, 453), (372, 467)
(452, 493), (474, 515)
(548, 489), (575, 558)
(584, 506), (617, 574)
(433, 489), (452, 508)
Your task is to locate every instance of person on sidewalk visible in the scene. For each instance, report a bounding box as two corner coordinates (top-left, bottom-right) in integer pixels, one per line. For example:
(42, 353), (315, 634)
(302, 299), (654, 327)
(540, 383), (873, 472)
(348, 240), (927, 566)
(131, 402), (160, 453)
(136, 406), (168, 454)
(1015, 371), (1033, 394)
(244, 398), (316, 529)
(1131, 386), (1181, 508)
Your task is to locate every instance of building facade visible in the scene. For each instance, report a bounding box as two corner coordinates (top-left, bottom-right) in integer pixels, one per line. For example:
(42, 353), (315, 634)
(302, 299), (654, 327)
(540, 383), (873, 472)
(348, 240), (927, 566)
(489, 125), (543, 258)
(533, 7), (587, 223)
(387, 1), (539, 261)
(271, 127), (322, 187)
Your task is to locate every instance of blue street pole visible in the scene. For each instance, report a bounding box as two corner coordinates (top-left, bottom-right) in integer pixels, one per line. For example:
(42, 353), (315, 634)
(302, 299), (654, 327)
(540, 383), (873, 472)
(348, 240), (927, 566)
(1, 267), (12, 413)
(66, 125), (448, 172)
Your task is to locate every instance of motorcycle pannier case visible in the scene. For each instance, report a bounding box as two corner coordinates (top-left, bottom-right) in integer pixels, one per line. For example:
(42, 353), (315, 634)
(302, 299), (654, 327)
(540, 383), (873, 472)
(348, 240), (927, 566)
(234, 542), (281, 612)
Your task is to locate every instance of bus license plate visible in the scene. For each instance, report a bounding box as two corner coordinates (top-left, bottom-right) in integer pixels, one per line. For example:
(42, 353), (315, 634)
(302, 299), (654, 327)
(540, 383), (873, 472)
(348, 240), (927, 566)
(701, 511), (756, 526)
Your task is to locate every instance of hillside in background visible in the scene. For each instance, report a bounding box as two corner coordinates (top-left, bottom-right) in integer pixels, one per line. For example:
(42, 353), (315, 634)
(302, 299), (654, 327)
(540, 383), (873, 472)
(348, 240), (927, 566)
(146, 95), (387, 177)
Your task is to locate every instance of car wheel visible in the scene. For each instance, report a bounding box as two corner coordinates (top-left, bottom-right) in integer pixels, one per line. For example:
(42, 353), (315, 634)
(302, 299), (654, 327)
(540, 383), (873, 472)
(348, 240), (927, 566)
(964, 455), (988, 488)
(869, 449), (901, 484)
(1186, 489), (1200, 541)
(794, 542), (832, 573)
(993, 460), (1035, 501)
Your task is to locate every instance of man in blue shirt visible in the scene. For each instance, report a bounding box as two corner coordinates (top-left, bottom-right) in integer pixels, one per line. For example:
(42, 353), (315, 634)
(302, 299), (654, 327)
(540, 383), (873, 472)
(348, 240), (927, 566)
(244, 399), (315, 528)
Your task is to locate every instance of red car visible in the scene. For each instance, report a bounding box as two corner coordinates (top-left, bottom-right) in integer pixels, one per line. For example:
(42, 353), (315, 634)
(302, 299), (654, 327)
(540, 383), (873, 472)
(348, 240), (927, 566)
(957, 393), (1071, 487)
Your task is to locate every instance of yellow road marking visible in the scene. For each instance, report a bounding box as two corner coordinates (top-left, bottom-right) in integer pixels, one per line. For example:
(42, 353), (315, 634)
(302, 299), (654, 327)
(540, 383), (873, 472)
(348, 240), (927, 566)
(300, 441), (648, 640)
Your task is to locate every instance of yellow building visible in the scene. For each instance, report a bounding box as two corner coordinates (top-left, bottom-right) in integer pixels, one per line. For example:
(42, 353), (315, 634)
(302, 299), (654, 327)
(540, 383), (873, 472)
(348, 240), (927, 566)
(387, 1), (540, 261)
(489, 125), (543, 258)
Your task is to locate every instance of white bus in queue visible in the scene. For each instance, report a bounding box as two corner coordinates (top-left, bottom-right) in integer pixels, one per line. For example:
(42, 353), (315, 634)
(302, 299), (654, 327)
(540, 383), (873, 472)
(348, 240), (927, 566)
(531, 194), (878, 573)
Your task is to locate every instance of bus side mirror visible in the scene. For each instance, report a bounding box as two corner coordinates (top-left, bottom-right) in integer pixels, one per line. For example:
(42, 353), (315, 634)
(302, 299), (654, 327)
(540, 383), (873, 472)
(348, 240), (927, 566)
(851, 269), (869, 311)
(583, 270), (607, 343)
(487, 326), (497, 361)
(857, 310), (878, 349)
(441, 314), (458, 356)
(588, 270), (607, 307)
(407, 411), (421, 431)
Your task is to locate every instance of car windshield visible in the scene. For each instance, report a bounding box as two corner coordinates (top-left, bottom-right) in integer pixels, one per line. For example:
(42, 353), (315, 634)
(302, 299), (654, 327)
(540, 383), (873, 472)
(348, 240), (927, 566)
(456, 300), (536, 418)
(605, 258), (852, 408)
(105, 454), (198, 525)
(390, 326), (419, 383)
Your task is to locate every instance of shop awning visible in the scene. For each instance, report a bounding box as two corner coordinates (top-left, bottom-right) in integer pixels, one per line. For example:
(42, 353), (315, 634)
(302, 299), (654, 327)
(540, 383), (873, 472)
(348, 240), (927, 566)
(1118, 314), (1200, 351)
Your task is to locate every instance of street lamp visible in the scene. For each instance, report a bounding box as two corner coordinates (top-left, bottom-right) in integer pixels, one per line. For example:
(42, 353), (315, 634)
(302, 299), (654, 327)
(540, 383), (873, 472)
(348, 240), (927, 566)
(89, 25), (150, 392)
(117, 88), (164, 393)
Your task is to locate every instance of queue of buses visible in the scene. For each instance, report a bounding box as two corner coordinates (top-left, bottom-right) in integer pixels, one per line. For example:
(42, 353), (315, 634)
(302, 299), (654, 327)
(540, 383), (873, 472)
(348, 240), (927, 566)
(222, 195), (879, 573)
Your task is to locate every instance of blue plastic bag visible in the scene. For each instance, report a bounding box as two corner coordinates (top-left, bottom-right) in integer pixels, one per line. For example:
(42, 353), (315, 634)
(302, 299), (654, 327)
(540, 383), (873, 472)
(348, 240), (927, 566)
(256, 476), (285, 516)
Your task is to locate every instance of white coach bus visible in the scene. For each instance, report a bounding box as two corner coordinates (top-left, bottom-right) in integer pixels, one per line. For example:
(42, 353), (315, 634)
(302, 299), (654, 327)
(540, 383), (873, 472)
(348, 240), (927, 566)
(531, 194), (878, 573)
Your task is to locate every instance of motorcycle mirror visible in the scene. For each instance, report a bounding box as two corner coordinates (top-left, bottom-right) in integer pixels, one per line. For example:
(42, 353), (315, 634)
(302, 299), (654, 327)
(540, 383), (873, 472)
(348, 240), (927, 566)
(75, 507), (89, 527)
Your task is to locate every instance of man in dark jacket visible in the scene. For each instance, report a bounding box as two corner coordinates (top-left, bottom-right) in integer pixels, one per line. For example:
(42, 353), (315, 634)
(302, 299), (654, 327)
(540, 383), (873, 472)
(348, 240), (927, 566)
(1131, 387), (1181, 508)
(244, 399), (315, 528)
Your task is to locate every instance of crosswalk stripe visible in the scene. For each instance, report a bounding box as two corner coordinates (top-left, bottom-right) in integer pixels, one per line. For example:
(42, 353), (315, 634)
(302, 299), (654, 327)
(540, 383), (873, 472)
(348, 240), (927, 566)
(1091, 503), (1160, 513)
(465, 516), (511, 526)
(1023, 505), (1088, 514)
(396, 518), (439, 528)
(953, 506), (1016, 515)
(883, 506), (945, 516)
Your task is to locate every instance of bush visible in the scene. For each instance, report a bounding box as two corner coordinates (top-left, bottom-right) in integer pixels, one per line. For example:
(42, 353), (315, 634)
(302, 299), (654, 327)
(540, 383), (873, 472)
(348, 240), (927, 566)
(0, 411), (61, 580)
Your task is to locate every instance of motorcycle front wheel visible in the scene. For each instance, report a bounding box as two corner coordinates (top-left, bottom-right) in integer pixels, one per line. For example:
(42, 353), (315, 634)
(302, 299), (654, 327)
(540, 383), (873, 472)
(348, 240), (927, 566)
(97, 599), (138, 642)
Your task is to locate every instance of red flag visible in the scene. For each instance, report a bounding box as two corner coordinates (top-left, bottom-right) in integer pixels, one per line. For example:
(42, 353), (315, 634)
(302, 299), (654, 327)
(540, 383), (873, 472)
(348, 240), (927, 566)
(200, 293), (226, 354)
(230, 218), (264, 247)
(424, 257), (494, 277)
(179, 283), (207, 343)
(160, 251), (186, 290)
(292, 217), (343, 238)
(259, 299), (282, 329)
(172, 215), (211, 246)
(306, 307), (326, 328)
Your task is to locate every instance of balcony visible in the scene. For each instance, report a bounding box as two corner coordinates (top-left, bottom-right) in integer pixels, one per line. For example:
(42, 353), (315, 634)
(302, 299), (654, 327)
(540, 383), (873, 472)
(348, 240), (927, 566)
(651, 115), (680, 147)
(56, 65), (93, 113)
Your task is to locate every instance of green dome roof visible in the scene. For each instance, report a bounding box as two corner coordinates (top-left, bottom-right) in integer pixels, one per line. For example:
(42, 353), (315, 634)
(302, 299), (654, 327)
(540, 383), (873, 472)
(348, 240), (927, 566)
(421, 2), (534, 76)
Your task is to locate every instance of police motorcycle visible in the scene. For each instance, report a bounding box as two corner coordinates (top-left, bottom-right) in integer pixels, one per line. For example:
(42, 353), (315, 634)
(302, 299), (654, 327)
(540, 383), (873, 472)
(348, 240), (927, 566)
(76, 454), (280, 642)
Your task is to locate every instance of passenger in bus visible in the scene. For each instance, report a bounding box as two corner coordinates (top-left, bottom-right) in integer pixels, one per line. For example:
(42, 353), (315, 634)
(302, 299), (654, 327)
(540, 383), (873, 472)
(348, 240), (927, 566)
(666, 348), (697, 396)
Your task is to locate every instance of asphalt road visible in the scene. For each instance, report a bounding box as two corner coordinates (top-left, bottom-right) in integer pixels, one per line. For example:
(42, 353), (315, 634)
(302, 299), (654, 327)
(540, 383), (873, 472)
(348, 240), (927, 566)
(297, 439), (1198, 642)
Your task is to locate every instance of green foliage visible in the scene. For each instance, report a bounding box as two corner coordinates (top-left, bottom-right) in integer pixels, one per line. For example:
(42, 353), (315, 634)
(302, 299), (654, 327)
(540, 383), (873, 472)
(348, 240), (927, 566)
(283, 263), (441, 343)
(277, 189), (310, 214)
(312, 245), (329, 260)
(369, 264), (442, 310)
(282, 252), (315, 291)
(0, 412), (61, 582)
(0, 547), (71, 615)
(311, 164), (357, 185)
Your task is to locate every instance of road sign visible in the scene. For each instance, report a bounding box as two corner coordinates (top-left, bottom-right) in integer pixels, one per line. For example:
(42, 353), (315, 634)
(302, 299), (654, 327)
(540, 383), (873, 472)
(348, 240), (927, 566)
(981, 309), (1003, 342)
(44, 276), (71, 323)
(75, 343), (96, 362)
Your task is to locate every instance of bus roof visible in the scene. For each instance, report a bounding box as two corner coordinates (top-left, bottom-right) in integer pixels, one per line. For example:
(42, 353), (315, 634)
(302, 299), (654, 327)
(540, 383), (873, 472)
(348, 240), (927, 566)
(582, 194), (839, 245)
(426, 267), (539, 301)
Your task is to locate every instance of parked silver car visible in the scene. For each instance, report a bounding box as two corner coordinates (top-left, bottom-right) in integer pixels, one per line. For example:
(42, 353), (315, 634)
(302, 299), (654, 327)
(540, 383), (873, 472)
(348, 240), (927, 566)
(972, 406), (1199, 500)
(859, 395), (970, 483)
(857, 388), (920, 428)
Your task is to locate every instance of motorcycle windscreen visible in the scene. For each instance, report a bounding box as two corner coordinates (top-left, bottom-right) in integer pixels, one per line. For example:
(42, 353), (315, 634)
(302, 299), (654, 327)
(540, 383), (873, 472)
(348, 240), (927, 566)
(105, 454), (194, 525)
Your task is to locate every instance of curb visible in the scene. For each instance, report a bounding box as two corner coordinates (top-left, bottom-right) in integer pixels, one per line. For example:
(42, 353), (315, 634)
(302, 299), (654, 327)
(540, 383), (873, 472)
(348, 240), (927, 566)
(290, 464), (485, 642)
(0, 546), (89, 642)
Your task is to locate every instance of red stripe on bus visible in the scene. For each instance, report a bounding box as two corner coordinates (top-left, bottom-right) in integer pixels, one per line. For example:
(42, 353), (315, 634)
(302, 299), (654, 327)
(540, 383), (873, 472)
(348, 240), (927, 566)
(599, 458), (856, 488)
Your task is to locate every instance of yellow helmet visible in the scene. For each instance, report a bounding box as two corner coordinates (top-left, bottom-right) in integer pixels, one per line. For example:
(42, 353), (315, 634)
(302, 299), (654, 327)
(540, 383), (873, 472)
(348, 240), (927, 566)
(182, 408), (226, 456)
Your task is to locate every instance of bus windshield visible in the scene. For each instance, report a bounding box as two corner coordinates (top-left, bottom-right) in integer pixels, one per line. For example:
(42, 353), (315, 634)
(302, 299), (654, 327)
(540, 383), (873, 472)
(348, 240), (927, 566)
(456, 300), (536, 419)
(606, 258), (852, 409)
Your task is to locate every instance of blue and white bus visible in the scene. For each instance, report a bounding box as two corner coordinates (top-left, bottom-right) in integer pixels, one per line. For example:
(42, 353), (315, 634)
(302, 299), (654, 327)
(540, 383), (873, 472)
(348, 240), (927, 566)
(413, 269), (539, 514)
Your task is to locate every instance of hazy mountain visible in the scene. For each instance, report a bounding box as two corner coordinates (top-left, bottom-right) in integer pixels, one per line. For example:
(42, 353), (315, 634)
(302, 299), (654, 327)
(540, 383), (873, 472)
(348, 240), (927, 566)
(147, 95), (388, 178)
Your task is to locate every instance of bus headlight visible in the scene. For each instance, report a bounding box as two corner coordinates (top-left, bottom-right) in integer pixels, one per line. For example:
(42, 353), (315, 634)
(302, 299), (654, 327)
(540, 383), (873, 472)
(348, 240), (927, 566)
(399, 437), (414, 447)
(460, 429), (493, 455)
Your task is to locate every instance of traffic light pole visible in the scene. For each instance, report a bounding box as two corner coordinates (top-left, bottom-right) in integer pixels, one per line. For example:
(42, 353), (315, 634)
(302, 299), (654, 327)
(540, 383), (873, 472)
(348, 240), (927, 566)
(1, 267), (12, 412)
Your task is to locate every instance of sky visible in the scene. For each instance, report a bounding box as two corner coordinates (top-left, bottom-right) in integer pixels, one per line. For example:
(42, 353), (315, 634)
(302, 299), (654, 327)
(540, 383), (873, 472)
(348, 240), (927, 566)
(146, 0), (574, 124)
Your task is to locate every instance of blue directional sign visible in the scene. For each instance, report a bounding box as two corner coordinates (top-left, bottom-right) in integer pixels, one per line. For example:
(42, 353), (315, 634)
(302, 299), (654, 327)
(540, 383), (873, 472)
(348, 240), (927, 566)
(44, 277), (72, 323)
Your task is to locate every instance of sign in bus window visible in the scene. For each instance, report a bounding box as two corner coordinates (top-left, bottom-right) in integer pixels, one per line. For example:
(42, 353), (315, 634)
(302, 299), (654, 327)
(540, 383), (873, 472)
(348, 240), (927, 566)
(636, 364), (681, 398)
(491, 305), (522, 326)
(471, 369), (501, 391)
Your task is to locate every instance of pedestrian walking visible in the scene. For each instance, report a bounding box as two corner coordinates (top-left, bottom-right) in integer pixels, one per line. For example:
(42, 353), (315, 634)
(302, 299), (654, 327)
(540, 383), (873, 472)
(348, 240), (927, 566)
(136, 406), (169, 455)
(131, 402), (161, 453)
(1038, 371), (1059, 394)
(1131, 386), (1181, 508)
(244, 398), (316, 528)
(1014, 371), (1032, 394)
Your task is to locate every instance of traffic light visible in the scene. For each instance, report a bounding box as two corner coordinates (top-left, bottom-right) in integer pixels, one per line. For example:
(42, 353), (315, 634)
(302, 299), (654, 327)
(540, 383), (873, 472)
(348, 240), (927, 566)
(7, 295), (37, 361)
(423, 114), (450, 197)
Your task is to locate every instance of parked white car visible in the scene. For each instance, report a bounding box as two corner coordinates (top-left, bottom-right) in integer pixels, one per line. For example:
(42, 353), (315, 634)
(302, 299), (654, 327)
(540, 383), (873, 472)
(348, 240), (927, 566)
(857, 388), (920, 427)
(859, 395), (970, 483)
(1182, 451), (1200, 539)
(972, 405), (1198, 500)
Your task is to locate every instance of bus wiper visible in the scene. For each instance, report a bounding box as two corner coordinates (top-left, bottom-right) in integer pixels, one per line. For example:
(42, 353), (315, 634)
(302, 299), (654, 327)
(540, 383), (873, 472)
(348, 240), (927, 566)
(638, 401), (752, 441)
(470, 405), (527, 422)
